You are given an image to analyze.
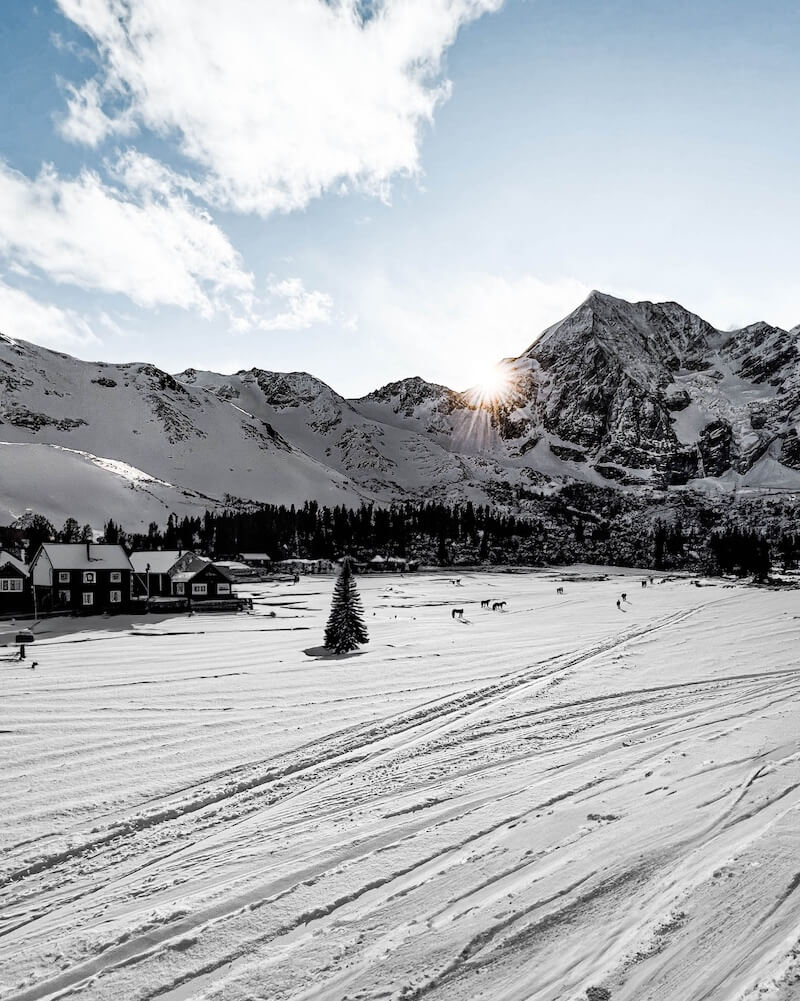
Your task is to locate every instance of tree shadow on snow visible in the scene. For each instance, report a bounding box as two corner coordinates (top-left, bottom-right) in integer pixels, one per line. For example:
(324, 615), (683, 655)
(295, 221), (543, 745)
(302, 645), (367, 661)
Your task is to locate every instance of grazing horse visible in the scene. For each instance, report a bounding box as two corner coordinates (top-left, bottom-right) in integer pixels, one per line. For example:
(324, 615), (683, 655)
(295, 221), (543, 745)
(492, 601), (506, 611)
(556, 586), (564, 595)
(452, 608), (464, 619)
(481, 599), (491, 608)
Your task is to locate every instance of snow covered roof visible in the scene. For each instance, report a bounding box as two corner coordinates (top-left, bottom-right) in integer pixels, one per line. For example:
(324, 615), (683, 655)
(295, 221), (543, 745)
(35, 544), (133, 571)
(0, 550), (28, 576)
(172, 562), (232, 583)
(370, 555), (386, 563)
(240, 552), (271, 560)
(130, 550), (196, 574)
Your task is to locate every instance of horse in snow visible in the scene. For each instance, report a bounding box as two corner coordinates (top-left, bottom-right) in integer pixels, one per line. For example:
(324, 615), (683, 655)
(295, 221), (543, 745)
(452, 608), (464, 619)
(481, 599), (491, 608)
(493, 601), (506, 611)
(556, 586), (564, 595)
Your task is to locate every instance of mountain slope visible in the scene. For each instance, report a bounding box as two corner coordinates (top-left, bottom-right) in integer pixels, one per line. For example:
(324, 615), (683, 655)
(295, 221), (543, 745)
(0, 336), (364, 527)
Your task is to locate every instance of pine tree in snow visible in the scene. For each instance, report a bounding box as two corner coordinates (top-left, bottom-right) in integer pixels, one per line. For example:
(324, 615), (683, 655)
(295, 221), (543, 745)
(324, 558), (369, 654)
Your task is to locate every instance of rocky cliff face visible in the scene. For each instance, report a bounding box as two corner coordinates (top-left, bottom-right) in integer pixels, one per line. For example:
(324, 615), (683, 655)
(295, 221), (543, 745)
(481, 291), (800, 487)
(2, 291), (800, 528)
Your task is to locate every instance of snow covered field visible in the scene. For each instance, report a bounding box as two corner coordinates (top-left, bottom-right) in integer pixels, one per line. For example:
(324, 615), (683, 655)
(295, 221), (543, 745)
(2, 569), (799, 1001)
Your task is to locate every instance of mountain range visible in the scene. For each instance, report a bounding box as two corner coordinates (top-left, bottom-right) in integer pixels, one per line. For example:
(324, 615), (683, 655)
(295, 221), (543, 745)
(2, 291), (800, 529)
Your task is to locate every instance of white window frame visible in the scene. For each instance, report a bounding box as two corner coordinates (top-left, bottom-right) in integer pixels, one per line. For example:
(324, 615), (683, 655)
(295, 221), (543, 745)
(174, 582), (185, 595)
(191, 583), (208, 596)
(59, 571), (70, 583)
(109, 590), (122, 604)
(83, 571), (96, 584)
(58, 589), (71, 604)
(110, 571), (122, 583)
(82, 592), (94, 606)
(0, 578), (22, 592)
(217, 583), (231, 595)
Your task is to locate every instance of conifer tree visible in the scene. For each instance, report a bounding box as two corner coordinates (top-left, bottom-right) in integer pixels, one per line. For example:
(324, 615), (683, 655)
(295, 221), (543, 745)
(324, 558), (369, 654)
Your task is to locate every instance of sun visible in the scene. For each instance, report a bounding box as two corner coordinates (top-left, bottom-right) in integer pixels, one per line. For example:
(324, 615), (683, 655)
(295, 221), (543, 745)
(471, 363), (514, 407)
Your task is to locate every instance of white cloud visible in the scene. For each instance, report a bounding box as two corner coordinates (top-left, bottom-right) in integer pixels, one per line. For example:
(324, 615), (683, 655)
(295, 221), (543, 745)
(56, 0), (503, 215)
(260, 277), (333, 331)
(0, 281), (101, 350)
(0, 160), (253, 318)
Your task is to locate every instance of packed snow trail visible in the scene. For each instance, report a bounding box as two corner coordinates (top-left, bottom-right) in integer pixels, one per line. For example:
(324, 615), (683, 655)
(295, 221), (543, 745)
(1, 570), (799, 1001)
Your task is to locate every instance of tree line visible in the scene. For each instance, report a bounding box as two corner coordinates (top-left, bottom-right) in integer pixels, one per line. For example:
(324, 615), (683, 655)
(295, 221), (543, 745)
(0, 494), (784, 580)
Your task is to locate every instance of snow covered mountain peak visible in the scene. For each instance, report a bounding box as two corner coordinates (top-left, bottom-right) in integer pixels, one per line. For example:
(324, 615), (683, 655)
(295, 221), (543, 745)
(4, 292), (800, 528)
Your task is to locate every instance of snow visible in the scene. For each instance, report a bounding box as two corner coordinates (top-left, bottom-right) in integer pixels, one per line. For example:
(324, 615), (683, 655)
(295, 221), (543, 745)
(2, 569), (799, 1000)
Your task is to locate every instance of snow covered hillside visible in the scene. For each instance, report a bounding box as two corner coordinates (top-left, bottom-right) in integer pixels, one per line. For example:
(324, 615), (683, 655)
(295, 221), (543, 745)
(2, 571), (800, 1000)
(0, 335), (363, 526)
(2, 291), (800, 527)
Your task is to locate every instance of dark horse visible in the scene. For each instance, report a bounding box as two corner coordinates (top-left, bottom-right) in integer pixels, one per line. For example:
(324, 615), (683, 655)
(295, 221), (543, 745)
(481, 599), (491, 608)
(452, 608), (464, 619)
(493, 601), (506, 611)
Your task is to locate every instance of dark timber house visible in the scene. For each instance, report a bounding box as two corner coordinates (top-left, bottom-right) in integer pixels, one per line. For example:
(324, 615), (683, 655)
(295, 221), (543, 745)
(171, 561), (235, 602)
(30, 543), (133, 614)
(0, 550), (31, 616)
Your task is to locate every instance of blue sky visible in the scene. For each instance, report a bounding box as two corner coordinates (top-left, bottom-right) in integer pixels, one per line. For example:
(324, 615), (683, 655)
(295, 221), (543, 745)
(0, 0), (798, 395)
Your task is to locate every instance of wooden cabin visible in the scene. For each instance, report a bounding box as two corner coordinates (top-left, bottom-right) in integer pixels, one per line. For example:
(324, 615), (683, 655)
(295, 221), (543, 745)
(29, 543), (133, 614)
(170, 561), (235, 602)
(0, 550), (31, 616)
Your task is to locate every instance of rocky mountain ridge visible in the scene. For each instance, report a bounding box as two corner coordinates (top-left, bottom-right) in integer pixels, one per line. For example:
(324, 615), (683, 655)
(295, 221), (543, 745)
(2, 291), (800, 528)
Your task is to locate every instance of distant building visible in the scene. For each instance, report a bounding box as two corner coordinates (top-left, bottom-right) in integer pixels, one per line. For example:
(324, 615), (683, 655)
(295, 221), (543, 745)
(276, 557), (335, 574)
(355, 555), (419, 573)
(238, 553), (272, 568)
(0, 549), (31, 615)
(30, 543), (133, 614)
(213, 560), (262, 583)
(130, 550), (206, 598)
(171, 561), (235, 601)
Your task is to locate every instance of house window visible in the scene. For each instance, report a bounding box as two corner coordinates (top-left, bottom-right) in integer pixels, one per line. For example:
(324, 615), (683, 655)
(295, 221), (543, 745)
(59, 572), (70, 583)
(217, 583), (231, 594)
(83, 571), (96, 584)
(174, 583), (185, 595)
(58, 590), (71, 604)
(109, 590), (122, 604)
(0, 579), (23, 592)
(192, 583), (208, 595)
(82, 592), (94, 606)
(110, 572), (122, 583)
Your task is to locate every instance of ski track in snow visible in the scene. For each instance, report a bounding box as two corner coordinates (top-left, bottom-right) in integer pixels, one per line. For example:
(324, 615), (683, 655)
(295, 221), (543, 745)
(1, 570), (799, 1001)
